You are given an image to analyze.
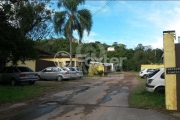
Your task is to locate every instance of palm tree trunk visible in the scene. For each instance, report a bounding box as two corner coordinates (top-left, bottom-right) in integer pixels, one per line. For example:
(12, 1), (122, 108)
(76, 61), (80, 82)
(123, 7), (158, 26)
(69, 31), (72, 68)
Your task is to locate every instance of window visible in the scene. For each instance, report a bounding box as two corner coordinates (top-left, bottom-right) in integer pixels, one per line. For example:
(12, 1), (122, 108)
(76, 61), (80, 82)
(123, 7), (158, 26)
(160, 73), (165, 79)
(6, 67), (13, 73)
(65, 61), (75, 67)
(62, 68), (66, 71)
(71, 68), (76, 71)
(53, 67), (59, 72)
(44, 68), (52, 72)
(13, 68), (19, 73)
(147, 69), (154, 72)
(17, 67), (33, 72)
(148, 69), (160, 78)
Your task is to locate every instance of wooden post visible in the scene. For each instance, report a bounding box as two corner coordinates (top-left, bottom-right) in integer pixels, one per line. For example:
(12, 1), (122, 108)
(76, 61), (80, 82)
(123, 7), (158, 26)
(163, 31), (177, 110)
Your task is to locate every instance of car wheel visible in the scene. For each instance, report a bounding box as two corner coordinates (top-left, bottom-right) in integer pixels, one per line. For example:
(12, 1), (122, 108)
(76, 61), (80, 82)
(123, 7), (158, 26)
(11, 79), (17, 86)
(29, 81), (35, 85)
(155, 86), (165, 93)
(57, 76), (62, 81)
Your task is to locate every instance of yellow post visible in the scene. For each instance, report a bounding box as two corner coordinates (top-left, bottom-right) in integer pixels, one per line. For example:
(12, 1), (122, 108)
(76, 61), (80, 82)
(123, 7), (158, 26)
(163, 31), (177, 110)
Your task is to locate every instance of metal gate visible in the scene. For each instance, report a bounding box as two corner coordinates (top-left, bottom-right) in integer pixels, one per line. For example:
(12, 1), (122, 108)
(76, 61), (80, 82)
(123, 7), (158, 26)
(35, 60), (55, 71)
(175, 43), (180, 111)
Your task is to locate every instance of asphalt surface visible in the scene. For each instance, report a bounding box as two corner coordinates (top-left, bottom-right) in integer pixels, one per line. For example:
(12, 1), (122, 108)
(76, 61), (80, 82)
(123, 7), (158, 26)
(0, 73), (179, 120)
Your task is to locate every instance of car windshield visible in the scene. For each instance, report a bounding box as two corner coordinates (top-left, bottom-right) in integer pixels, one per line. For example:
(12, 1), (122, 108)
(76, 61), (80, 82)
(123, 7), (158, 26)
(17, 67), (33, 72)
(63, 68), (69, 71)
(148, 69), (160, 78)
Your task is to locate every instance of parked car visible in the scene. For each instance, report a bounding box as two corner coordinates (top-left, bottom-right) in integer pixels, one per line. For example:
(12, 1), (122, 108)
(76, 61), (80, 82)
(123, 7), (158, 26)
(62, 67), (77, 79)
(72, 67), (83, 78)
(146, 68), (165, 93)
(0, 66), (39, 86)
(139, 68), (155, 78)
(38, 67), (71, 81)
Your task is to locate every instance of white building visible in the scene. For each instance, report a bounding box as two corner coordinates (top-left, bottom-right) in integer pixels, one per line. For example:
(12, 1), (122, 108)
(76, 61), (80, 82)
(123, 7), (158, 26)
(107, 47), (115, 51)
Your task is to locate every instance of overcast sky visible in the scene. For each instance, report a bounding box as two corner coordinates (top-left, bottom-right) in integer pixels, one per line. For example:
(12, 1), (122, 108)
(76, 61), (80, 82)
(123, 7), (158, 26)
(52, 0), (180, 49)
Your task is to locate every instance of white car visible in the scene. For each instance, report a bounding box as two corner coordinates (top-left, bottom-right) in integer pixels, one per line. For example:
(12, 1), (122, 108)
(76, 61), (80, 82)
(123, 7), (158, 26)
(146, 68), (165, 93)
(139, 68), (155, 78)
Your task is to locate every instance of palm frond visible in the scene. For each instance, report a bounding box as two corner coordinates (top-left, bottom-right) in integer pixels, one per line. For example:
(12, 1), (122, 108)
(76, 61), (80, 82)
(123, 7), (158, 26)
(77, 9), (92, 35)
(63, 19), (72, 39)
(58, 0), (85, 12)
(53, 11), (66, 34)
(55, 0), (92, 43)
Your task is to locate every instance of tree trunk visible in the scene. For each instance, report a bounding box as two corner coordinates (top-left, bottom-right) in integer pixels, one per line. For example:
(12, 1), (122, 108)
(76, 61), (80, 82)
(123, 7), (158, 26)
(69, 31), (72, 68)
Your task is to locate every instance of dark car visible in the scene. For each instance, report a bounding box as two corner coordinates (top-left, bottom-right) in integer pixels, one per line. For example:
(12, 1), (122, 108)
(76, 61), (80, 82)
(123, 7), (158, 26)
(0, 66), (39, 85)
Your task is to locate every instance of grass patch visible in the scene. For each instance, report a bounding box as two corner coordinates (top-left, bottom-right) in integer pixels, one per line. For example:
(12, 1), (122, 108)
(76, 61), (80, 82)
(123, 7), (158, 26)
(129, 75), (165, 111)
(0, 81), (64, 104)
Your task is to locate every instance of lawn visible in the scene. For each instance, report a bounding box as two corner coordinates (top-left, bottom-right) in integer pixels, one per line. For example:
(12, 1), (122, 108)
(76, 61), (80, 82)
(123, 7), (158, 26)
(129, 74), (165, 111)
(0, 81), (64, 104)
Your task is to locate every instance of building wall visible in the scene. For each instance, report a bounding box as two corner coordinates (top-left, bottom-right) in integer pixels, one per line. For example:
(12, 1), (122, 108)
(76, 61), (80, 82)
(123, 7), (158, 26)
(107, 47), (115, 51)
(40, 57), (84, 68)
(141, 64), (164, 70)
(6, 57), (84, 72)
(7, 60), (36, 71)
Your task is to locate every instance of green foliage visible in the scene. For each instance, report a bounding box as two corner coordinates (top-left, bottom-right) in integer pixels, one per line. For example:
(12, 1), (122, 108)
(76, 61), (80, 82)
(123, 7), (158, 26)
(97, 70), (103, 77)
(36, 39), (163, 72)
(36, 38), (79, 54)
(129, 76), (165, 110)
(0, 81), (63, 103)
(0, 0), (53, 64)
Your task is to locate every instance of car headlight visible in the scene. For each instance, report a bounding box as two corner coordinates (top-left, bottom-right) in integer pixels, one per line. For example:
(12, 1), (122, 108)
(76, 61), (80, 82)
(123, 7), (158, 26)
(148, 79), (153, 84)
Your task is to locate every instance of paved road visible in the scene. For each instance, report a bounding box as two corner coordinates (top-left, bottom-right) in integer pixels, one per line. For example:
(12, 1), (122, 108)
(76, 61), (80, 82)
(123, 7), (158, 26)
(0, 73), (177, 120)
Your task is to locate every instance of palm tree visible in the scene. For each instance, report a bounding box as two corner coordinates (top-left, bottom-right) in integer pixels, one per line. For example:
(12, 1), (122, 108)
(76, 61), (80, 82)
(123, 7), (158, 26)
(54, 0), (92, 67)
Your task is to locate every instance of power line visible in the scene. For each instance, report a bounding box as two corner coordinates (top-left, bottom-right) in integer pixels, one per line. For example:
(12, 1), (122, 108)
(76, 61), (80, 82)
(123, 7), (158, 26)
(92, 0), (115, 16)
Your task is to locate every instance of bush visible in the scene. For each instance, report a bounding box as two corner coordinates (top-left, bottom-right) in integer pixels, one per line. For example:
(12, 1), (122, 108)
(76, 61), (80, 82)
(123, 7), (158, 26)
(97, 70), (103, 77)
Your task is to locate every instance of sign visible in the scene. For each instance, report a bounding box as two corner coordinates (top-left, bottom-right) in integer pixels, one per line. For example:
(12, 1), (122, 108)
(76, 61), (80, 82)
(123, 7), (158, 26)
(166, 67), (180, 74)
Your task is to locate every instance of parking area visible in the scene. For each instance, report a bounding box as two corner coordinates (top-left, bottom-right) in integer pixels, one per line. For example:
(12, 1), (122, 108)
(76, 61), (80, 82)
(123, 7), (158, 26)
(0, 73), (178, 120)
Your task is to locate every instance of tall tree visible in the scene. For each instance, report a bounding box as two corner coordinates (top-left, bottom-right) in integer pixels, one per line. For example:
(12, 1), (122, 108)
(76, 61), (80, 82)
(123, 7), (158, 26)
(8, 0), (53, 40)
(54, 0), (92, 67)
(0, 0), (53, 64)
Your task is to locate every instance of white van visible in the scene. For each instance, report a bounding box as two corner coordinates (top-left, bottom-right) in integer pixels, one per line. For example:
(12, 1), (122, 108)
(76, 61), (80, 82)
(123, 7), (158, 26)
(146, 68), (165, 93)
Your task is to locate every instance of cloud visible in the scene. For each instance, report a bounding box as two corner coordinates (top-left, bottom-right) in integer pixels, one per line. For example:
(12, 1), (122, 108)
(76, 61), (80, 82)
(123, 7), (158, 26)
(148, 37), (163, 49)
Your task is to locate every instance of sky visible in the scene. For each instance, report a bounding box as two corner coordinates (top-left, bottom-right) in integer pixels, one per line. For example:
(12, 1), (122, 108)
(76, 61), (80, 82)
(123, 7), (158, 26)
(51, 0), (180, 49)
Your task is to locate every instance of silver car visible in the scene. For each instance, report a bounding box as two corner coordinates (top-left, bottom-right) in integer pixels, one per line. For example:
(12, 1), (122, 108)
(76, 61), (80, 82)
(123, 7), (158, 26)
(62, 67), (77, 79)
(72, 67), (83, 78)
(0, 66), (39, 86)
(38, 67), (71, 81)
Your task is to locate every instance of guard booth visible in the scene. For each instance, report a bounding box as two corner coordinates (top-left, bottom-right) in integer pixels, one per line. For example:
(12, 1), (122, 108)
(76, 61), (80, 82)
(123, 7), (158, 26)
(163, 30), (180, 111)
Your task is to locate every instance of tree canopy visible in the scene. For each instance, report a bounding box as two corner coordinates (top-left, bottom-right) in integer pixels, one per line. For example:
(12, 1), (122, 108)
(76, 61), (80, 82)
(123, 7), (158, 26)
(36, 39), (163, 71)
(0, 0), (53, 64)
